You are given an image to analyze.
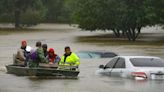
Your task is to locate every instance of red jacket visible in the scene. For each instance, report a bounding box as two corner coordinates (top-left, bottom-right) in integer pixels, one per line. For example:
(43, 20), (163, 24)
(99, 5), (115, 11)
(48, 48), (57, 63)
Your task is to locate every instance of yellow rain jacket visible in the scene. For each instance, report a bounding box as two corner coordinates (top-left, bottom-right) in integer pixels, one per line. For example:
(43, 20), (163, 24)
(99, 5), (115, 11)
(59, 53), (80, 66)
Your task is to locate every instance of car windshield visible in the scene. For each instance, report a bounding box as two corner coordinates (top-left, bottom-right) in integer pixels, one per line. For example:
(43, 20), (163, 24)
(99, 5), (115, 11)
(77, 51), (117, 59)
(130, 58), (164, 67)
(76, 52), (101, 59)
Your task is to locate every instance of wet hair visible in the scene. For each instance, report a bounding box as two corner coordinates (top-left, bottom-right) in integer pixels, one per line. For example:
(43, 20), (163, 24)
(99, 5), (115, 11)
(36, 41), (42, 47)
(42, 44), (47, 49)
(65, 46), (70, 51)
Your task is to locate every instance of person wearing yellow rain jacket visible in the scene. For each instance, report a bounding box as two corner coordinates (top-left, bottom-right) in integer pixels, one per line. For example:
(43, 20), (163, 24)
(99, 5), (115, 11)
(59, 46), (80, 67)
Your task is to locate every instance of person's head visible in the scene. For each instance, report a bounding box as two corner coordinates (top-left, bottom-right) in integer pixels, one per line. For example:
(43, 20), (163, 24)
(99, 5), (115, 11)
(21, 40), (27, 49)
(65, 46), (71, 55)
(36, 41), (42, 48)
(42, 44), (48, 52)
(48, 48), (55, 56)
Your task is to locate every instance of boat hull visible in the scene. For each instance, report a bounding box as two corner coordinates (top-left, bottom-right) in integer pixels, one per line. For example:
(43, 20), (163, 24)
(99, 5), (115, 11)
(6, 65), (79, 78)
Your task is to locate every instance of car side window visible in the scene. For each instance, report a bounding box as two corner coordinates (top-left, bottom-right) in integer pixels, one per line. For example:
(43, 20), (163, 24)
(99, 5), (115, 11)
(105, 58), (118, 69)
(114, 58), (126, 68)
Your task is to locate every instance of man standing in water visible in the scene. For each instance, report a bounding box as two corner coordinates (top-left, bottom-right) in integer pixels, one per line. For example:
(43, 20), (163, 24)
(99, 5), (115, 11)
(59, 46), (80, 67)
(29, 41), (48, 67)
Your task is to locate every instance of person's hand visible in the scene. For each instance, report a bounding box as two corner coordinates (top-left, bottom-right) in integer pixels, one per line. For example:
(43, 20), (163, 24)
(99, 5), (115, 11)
(49, 62), (53, 65)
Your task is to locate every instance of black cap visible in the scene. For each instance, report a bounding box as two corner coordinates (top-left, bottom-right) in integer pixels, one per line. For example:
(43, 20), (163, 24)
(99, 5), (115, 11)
(42, 44), (47, 49)
(36, 41), (42, 47)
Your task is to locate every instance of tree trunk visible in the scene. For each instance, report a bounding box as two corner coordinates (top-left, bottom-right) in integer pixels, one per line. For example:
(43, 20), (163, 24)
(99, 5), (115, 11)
(15, 9), (21, 28)
(131, 29), (136, 41)
(135, 27), (141, 39)
(128, 29), (134, 41)
(125, 30), (131, 41)
(122, 30), (126, 37)
(113, 29), (120, 38)
(130, 27), (141, 41)
(126, 29), (137, 41)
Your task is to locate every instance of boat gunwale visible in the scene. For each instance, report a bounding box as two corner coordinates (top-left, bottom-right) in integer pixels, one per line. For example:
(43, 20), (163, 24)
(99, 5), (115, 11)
(6, 64), (80, 72)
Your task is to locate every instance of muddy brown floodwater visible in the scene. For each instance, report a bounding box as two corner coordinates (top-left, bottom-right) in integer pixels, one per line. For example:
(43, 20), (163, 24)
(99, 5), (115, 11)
(0, 24), (164, 92)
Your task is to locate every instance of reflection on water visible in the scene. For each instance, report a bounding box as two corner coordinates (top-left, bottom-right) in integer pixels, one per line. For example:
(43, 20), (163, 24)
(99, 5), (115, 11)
(0, 24), (164, 92)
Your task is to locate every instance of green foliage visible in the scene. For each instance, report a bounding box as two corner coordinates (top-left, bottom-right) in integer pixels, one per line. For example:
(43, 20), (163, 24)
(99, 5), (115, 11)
(0, 0), (46, 28)
(72, 0), (164, 41)
(0, 0), (75, 25)
(21, 0), (46, 27)
(0, 0), (163, 33)
(43, 0), (72, 23)
(21, 8), (44, 26)
(0, 13), (14, 23)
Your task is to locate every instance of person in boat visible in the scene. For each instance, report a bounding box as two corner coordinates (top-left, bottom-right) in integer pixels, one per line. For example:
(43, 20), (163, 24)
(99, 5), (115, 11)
(42, 44), (48, 57)
(15, 40), (29, 66)
(28, 41), (48, 68)
(47, 48), (61, 65)
(59, 46), (80, 67)
(24, 46), (32, 66)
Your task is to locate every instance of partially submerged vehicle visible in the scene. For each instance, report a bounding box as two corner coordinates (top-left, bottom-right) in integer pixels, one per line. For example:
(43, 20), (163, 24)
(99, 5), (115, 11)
(76, 51), (118, 59)
(96, 56), (164, 80)
(6, 64), (79, 79)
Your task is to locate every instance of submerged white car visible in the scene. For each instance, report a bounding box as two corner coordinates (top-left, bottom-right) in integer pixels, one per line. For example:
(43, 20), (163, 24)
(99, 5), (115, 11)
(96, 56), (164, 80)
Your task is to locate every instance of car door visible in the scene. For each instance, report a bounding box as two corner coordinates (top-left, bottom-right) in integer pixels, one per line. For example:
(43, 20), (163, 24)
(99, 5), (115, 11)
(110, 58), (126, 77)
(103, 57), (119, 76)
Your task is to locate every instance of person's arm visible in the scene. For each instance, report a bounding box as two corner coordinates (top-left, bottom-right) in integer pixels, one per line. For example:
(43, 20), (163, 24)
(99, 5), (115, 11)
(37, 49), (48, 63)
(59, 56), (64, 65)
(72, 53), (80, 66)
(17, 50), (26, 61)
(55, 55), (61, 64)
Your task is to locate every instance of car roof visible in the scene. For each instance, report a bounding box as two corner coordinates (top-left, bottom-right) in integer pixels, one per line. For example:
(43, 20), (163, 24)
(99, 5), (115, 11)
(77, 51), (117, 54)
(116, 56), (160, 59)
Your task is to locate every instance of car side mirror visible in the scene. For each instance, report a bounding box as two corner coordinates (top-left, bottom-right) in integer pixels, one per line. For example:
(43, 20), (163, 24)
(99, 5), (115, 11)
(99, 65), (104, 69)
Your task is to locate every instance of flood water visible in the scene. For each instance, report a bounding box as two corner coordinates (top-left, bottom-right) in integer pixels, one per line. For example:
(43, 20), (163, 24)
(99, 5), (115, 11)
(0, 24), (164, 92)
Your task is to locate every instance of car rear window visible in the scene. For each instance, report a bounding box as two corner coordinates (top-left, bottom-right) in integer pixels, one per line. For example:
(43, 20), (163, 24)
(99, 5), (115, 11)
(101, 53), (117, 58)
(130, 58), (164, 67)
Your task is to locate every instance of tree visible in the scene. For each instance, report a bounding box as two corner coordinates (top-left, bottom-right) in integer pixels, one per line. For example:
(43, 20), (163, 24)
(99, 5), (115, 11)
(0, 0), (46, 28)
(0, 0), (75, 27)
(43, 0), (73, 23)
(73, 0), (164, 41)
